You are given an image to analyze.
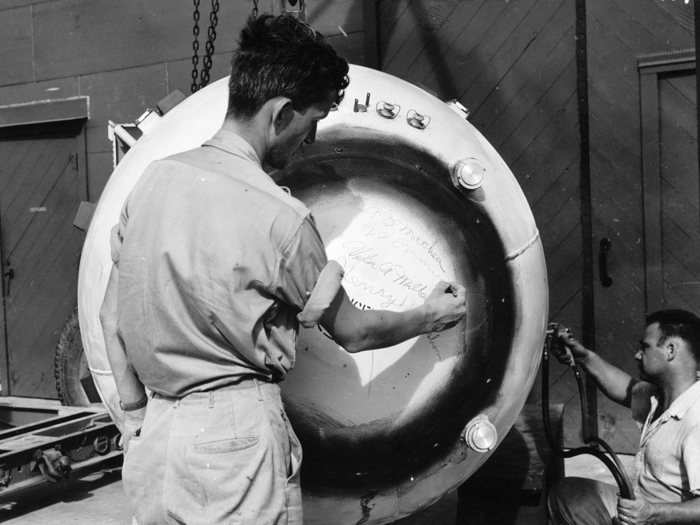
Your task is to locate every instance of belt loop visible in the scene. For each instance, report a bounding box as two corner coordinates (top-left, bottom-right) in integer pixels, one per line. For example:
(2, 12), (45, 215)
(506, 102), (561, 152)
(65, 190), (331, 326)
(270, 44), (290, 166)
(208, 390), (215, 409)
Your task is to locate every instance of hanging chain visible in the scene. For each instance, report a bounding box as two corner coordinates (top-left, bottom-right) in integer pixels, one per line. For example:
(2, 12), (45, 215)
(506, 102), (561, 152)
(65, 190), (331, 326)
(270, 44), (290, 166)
(191, 0), (220, 93)
(252, 0), (259, 18)
(199, 0), (220, 89)
(190, 0), (201, 93)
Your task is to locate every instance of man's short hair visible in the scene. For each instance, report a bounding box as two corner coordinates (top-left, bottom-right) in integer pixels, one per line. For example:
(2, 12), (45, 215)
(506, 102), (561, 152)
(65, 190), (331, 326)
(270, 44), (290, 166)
(227, 14), (349, 119)
(646, 309), (700, 361)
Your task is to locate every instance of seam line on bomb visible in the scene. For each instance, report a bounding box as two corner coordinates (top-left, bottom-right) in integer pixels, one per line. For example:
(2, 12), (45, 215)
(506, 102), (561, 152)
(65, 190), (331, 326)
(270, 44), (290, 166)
(504, 230), (540, 262)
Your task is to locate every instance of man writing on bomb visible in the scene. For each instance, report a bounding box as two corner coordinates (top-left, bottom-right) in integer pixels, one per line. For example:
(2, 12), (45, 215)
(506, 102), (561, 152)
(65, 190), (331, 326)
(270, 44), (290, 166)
(100, 13), (467, 525)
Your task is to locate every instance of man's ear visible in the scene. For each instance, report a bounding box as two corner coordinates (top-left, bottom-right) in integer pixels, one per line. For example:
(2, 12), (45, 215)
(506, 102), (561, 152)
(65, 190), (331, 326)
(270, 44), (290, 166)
(665, 338), (679, 361)
(270, 97), (294, 136)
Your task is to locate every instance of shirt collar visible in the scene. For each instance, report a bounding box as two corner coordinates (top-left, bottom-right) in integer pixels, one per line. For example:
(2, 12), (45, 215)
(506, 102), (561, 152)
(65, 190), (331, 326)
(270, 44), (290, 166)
(203, 128), (261, 166)
(665, 379), (700, 420)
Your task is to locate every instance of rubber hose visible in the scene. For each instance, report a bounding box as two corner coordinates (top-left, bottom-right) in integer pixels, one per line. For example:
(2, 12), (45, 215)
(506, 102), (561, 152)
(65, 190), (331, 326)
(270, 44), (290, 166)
(541, 332), (635, 500)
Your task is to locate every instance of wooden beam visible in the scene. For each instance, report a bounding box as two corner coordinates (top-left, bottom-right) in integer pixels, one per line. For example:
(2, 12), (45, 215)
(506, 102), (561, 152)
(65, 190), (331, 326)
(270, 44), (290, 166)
(0, 97), (89, 129)
(639, 72), (663, 311)
(577, 0), (597, 441)
(637, 48), (695, 74)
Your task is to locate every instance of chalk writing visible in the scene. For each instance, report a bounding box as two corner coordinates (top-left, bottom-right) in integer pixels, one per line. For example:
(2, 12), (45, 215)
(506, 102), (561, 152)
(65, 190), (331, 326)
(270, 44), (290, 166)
(344, 241), (430, 298)
(360, 207), (447, 273)
(345, 272), (410, 309)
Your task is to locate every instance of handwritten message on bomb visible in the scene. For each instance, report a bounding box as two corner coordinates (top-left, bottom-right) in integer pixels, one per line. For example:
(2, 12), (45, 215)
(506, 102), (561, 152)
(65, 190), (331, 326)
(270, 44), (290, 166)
(329, 205), (448, 310)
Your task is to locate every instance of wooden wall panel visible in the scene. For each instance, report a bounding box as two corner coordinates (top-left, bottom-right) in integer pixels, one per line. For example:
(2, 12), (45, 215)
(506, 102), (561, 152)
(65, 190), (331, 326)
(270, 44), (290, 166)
(1, 0), (368, 203)
(0, 132), (85, 398)
(0, 7), (34, 85)
(86, 151), (113, 203)
(378, 0), (581, 417)
(79, 63), (168, 154)
(587, 0), (694, 452)
(659, 73), (700, 313)
(459, 0), (568, 112)
(0, 0), (37, 9)
(0, 77), (80, 107)
(327, 32), (366, 65)
(477, 9), (574, 140)
(0, 0), (366, 396)
(31, 0), (360, 82)
(165, 53), (234, 100)
(0, 0), (368, 203)
(32, 0), (251, 80)
(497, 65), (577, 171)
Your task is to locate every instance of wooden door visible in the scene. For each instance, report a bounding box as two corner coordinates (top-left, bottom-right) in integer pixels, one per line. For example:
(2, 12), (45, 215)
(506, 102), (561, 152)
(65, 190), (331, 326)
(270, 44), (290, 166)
(0, 121), (87, 398)
(643, 65), (699, 313)
(591, 52), (698, 452)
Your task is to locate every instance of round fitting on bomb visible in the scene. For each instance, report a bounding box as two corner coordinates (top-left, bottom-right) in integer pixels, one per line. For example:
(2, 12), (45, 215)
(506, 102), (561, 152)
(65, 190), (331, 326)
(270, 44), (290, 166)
(462, 414), (498, 453)
(452, 157), (486, 190)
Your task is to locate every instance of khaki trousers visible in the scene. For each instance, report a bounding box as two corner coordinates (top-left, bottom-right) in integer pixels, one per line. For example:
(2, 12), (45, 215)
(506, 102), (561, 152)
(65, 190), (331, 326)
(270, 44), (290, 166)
(123, 380), (302, 525)
(548, 477), (619, 525)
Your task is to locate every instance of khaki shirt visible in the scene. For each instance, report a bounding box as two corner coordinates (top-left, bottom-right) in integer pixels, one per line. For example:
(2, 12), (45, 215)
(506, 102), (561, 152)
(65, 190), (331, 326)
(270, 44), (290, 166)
(111, 129), (327, 396)
(631, 380), (700, 503)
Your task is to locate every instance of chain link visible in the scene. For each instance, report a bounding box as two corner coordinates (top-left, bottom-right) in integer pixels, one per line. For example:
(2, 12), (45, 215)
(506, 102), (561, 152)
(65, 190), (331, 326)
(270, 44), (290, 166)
(190, 0), (220, 93)
(191, 0), (201, 93)
(252, 0), (259, 19)
(199, 0), (220, 89)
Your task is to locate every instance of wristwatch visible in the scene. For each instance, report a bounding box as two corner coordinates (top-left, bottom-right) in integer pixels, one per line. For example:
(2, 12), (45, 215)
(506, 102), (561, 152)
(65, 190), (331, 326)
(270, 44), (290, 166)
(119, 396), (148, 412)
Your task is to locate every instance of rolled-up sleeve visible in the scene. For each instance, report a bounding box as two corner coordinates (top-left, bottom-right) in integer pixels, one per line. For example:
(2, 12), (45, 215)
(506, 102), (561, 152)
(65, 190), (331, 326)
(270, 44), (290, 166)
(275, 215), (329, 312)
(630, 380), (656, 425)
(683, 425), (700, 497)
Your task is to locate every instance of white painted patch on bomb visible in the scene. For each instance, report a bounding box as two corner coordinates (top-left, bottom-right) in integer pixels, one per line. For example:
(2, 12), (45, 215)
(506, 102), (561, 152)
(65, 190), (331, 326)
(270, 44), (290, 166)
(284, 177), (467, 423)
(326, 182), (455, 384)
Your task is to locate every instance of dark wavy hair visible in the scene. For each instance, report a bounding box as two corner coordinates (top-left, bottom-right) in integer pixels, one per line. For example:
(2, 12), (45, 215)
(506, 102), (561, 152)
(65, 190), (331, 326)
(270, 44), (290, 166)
(227, 14), (349, 119)
(646, 309), (700, 361)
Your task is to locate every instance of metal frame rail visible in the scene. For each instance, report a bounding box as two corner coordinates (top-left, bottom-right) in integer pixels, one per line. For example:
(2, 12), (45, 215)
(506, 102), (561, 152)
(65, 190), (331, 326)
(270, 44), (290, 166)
(0, 397), (121, 499)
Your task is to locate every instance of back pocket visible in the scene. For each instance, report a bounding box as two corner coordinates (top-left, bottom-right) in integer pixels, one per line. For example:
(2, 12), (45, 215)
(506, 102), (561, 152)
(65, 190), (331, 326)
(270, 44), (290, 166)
(193, 436), (258, 454)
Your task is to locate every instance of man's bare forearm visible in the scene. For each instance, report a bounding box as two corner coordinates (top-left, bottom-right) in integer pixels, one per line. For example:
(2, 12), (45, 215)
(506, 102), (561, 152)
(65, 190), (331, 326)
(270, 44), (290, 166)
(342, 305), (431, 353)
(577, 349), (634, 406)
(100, 265), (146, 404)
(319, 283), (465, 354)
(649, 498), (700, 523)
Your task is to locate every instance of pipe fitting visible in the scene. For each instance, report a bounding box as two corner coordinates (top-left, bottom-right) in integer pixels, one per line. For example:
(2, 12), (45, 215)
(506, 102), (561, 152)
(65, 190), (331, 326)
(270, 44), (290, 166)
(462, 414), (498, 453)
(452, 157), (486, 190)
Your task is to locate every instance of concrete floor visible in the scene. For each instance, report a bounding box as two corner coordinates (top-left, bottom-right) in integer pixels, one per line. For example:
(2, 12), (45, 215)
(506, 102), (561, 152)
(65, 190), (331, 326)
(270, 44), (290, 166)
(0, 455), (631, 524)
(0, 473), (543, 525)
(0, 471), (129, 524)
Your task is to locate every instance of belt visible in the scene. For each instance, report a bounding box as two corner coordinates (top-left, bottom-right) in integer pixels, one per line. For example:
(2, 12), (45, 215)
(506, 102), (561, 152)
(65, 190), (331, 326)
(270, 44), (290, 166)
(151, 376), (278, 402)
